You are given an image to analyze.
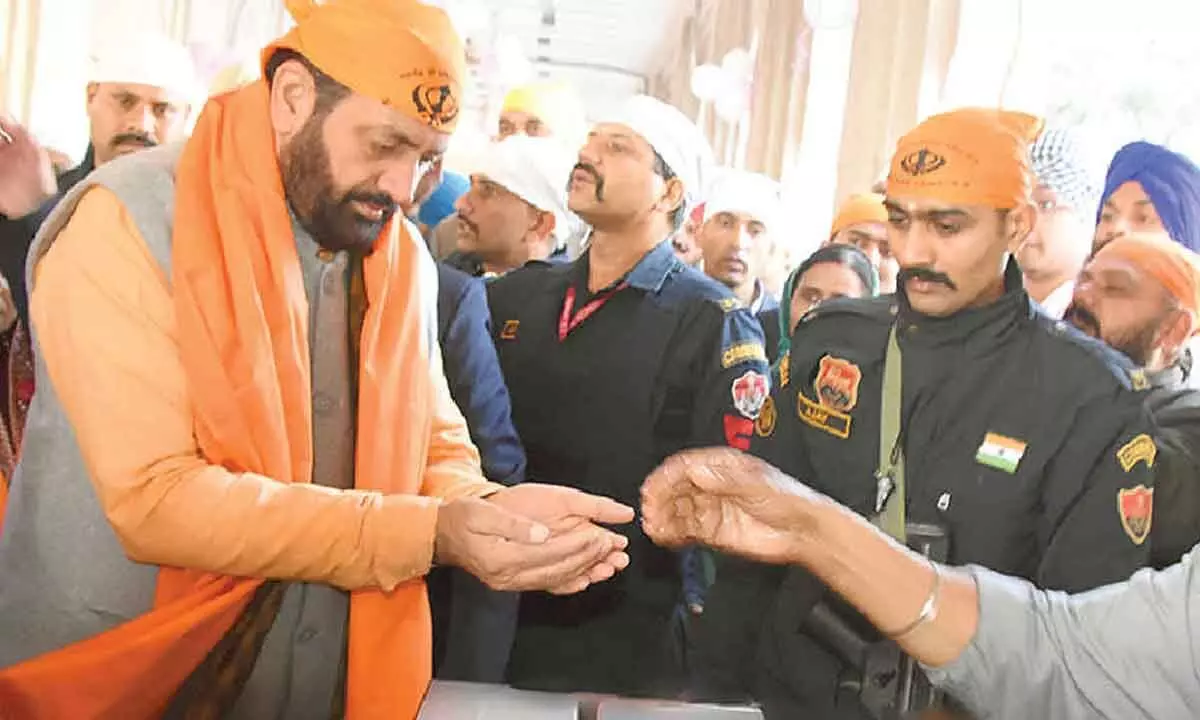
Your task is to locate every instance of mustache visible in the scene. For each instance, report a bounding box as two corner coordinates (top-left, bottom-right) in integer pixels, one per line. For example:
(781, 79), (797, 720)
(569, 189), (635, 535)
(344, 191), (397, 219)
(457, 213), (478, 236)
(1064, 303), (1100, 335)
(571, 163), (605, 201)
(111, 132), (156, 149)
(898, 266), (958, 291)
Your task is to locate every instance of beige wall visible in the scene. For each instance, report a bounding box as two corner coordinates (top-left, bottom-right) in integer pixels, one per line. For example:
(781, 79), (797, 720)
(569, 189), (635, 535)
(649, 0), (813, 178)
(650, 0), (968, 223)
(835, 0), (962, 204)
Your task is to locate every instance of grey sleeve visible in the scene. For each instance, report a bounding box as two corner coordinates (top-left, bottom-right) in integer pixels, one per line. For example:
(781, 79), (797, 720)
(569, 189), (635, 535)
(924, 551), (1200, 720)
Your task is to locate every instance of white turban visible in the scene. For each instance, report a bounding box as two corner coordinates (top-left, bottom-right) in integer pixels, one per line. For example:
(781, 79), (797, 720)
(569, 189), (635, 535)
(89, 33), (201, 105)
(474, 135), (577, 245)
(704, 168), (784, 232)
(601, 95), (714, 218)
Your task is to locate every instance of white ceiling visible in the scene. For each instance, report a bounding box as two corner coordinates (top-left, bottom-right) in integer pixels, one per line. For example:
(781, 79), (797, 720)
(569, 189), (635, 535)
(459, 0), (694, 119)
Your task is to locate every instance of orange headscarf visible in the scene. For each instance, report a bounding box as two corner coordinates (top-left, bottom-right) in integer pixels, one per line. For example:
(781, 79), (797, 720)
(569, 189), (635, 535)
(266, 0), (466, 131)
(1095, 232), (1200, 324)
(830, 193), (888, 237)
(887, 108), (1043, 210)
(0, 2), (466, 718)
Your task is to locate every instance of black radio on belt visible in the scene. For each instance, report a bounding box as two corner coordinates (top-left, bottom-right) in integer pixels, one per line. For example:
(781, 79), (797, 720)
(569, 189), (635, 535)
(803, 522), (951, 720)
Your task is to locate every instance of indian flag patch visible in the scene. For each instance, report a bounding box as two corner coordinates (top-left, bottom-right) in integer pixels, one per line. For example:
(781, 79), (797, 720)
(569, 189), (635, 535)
(975, 433), (1027, 474)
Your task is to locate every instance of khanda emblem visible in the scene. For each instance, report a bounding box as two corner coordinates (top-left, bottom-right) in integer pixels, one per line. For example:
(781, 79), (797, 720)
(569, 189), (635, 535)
(412, 84), (460, 129)
(900, 148), (946, 176)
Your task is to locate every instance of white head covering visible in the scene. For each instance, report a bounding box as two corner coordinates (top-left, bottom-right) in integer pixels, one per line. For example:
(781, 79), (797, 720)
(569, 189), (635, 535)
(474, 135), (577, 245)
(703, 168), (784, 231)
(600, 95), (715, 220)
(89, 33), (201, 105)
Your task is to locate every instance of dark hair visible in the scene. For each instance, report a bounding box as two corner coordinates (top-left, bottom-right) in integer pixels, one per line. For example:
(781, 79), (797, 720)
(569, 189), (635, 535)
(264, 49), (351, 115)
(652, 148), (686, 231)
(794, 243), (879, 298)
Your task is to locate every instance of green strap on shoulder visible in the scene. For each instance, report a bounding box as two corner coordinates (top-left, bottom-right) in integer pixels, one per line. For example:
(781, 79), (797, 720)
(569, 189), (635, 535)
(874, 325), (906, 542)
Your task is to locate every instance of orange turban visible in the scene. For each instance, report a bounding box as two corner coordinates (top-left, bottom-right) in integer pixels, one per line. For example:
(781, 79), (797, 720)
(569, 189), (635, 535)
(1095, 232), (1200, 321)
(263, 0), (466, 131)
(887, 108), (1043, 210)
(831, 193), (888, 237)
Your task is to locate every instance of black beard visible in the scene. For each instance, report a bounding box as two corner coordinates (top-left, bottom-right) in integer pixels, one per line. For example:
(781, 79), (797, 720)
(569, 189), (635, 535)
(280, 115), (396, 254)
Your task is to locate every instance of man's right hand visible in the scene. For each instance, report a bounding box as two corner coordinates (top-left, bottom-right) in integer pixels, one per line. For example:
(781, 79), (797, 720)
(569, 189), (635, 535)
(435, 492), (632, 595)
(0, 116), (56, 219)
(641, 448), (822, 565)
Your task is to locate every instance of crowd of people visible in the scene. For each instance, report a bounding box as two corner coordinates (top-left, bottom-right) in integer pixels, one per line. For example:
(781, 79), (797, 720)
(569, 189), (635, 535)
(1, 0), (1200, 718)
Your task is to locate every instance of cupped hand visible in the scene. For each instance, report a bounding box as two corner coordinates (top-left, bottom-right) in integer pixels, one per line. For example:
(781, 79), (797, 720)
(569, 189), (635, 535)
(640, 448), (821, 565)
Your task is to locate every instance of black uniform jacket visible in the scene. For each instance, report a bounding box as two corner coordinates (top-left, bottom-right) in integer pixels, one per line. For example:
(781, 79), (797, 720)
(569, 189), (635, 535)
(692, 261), (1156, 718)
(1144, 352), (1200, 568)
(487, 240), (770, 697)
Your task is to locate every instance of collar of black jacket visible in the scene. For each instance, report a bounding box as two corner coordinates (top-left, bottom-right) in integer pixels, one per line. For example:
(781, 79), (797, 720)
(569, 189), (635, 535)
(57, 144), (97, 192)
(572, 239), (678, 295)
(895, 258), (1032, 355)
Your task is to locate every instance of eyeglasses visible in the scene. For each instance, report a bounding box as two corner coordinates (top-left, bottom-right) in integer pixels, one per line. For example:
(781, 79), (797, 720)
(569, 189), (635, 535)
(1035, 197), (1075, 215)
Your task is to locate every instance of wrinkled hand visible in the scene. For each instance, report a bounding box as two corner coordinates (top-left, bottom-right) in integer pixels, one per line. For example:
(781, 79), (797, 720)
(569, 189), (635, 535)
(436, 484), (634, 595)
(0, 116), (56, 219)
(641, 448), (821, 565)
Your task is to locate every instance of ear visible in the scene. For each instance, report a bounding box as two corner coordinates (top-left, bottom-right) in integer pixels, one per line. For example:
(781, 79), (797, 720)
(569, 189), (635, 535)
(1161, 307), (1197, 352)
(528, 209), (556, 242)
(1005, 204), (1038, 254)
(85, 83), (100, 107)
(656, 177), (686, 218)
(268, 59), (318, 141)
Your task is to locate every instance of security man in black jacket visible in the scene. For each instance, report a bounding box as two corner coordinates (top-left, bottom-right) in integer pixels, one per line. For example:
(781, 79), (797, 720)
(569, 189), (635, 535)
(690, 109), (1155, 719)
(489, 95), (769, 698)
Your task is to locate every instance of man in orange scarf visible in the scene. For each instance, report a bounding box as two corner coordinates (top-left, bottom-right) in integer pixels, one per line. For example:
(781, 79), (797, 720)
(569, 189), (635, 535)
(0, 1), (633, 718)
(1066, 233), (1200, 568)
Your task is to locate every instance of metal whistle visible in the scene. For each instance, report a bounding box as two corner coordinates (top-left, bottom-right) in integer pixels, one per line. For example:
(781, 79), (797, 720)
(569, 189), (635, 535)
(874, 471), (895, 514)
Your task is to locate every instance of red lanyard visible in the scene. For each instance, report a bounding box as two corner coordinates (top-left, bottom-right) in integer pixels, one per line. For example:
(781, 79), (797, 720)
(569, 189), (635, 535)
(558, 283), (628, 341)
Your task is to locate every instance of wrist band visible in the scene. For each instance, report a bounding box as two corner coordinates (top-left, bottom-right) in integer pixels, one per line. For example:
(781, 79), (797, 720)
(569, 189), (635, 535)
(887, 555), (941, 639)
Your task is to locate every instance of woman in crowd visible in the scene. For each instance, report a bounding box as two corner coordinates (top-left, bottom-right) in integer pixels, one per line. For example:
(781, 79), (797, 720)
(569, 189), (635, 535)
(761, 243), (878, 366)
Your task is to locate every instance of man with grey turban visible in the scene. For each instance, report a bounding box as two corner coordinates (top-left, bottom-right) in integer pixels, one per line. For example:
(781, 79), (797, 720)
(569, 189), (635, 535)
(1017, 126), (1103, 318)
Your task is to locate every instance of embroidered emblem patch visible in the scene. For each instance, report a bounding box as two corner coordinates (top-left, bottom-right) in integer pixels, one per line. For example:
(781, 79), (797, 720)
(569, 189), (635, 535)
(722, 342), (768, 369)
(1118, 485), (1154, 545)
(899, 148), (947, 176)
(814, 356), (862, 412)
(1117, 434), (1157, 473)
(797, 393), (851, 439)
(1129, 369), (1150, 391)
(755, 396), (777, 437)
(731, 370), (769, 420)
(975, 433), (1027, 474)
(412, 83), (459, 129)
(500, 320), (520, 340)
